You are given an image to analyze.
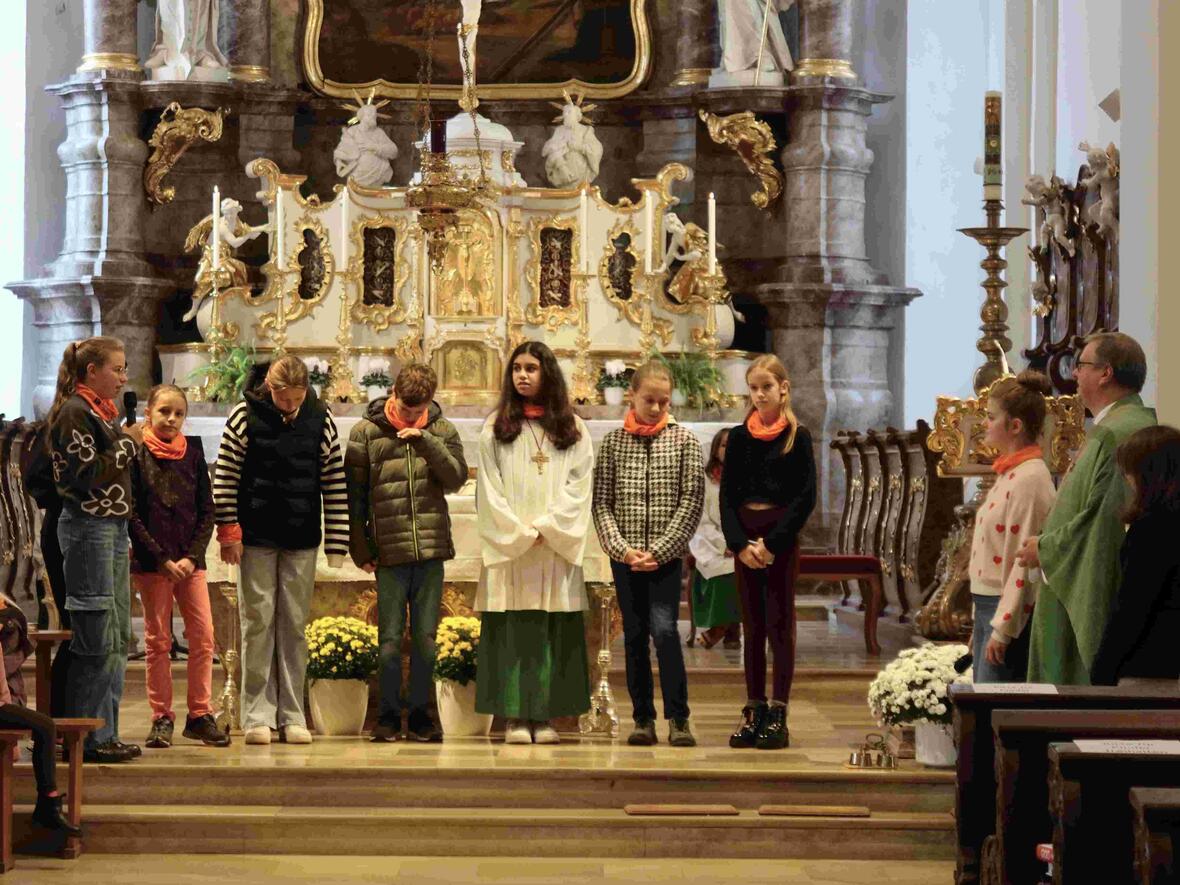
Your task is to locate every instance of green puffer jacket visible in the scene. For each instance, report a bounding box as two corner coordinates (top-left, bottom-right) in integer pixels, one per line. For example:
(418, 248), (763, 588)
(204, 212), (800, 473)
(344, 398), (468, 567)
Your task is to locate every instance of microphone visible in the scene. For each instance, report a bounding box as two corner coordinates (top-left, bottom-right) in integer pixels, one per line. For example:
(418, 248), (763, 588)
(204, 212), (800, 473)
(954, 652), (974, 674)
(123, 390), (138, 427)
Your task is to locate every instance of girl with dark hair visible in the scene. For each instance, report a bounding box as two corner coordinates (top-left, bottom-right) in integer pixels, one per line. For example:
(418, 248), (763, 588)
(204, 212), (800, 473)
(1091, 425), (1180, 685)
(475, 341), (593, 744)
(690, 428), (742, 650)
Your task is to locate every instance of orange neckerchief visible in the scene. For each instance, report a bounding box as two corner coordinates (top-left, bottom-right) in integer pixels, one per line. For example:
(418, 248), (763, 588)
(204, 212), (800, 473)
(746, 409), (789, 441)
(523, 404), (545, 419)
(76, 383), (118, 423)
(384, 398), (429, 432)
(623, 409), (669, 437)
(142, 426), (188, 461)
(993, 444), (1043, 476)
(709, 465), (722, 483)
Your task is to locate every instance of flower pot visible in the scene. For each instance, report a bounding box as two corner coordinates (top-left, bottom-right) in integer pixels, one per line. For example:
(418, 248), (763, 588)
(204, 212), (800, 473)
(670, 388), (687, 407)
(366, 385), (388, 401)
(914, 722), (956, 767)
(308, 678), (369, 736)
(602, 386), (625, 406)
(436, 679), (493, 737)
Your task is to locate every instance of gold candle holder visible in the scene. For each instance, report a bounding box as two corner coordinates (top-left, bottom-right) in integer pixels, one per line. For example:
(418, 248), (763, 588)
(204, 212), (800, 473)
(578, 584), (619, 738)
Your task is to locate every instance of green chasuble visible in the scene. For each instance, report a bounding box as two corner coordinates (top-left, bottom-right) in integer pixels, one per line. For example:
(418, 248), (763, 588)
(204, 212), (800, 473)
(1028, 394), (1157, 684)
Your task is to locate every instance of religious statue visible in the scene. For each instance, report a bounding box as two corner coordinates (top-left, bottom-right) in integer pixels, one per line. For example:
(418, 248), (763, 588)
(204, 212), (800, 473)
(334, 91), (399, 188)
(143, 0), (229, 82)
(1078, 141), (1120, 241)
(437, 221), (493, 316)
(459, 0), (482, 103)
(542, 91), (603, 189)
(713, 0), (795, 86)
(183, 198), (264, 334)
(663, 213), (711, 305)
(1022, 174), (1076, 257)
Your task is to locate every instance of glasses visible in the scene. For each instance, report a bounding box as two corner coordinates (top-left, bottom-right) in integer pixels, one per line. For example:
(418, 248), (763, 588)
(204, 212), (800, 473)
(1074, 360), (1105, 371)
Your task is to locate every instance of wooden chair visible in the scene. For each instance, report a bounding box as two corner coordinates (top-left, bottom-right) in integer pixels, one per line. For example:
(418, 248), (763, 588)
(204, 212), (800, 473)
(26, 631), (70, 715)
(1130, 787), (1180, 885)
(0, 729), (25, 873)
(797, 555), (883, 655)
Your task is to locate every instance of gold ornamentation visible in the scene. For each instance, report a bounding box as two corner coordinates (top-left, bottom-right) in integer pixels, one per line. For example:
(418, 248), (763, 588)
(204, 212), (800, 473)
(525, 214), (580, 331)
(1047, 394), (1086, 475)
(183, 215), (252, 308)
(793, 57), (858, 80)
(406, 151), (482, 272)
(256, 214), (335, 338)
(144, 103), (228, 206)
(230, 65), (271, 82)
(433, 210), (499, 319)
(501, 150), (516, 175)
(431, 341), (501, 405)
(504, 211), (527, 355)
(597, 216), (642, 324)
(698, 110), (783, 210)
(77, 52), (141, 73)
(328, 250), (362, 404)
(671, 67), (711, 86)
(351, 215), (411, 331)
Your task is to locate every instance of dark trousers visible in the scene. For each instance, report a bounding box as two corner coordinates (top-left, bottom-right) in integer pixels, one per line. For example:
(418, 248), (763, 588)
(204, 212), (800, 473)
(39, 504), (74, 718)
(611, 559), (690, 722)
(0, 703), (57, 795)
(733, 507), (799, 704)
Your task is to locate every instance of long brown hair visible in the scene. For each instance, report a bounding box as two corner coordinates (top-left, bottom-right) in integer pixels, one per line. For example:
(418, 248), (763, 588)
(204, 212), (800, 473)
(492, 341), (581, 450)
(705, 427), (729, 479)
(47, 336), (125, 427)
(1118, 425), (1180, 522)
(745, 354), (799, 454)
(989, 370), (1052, 444)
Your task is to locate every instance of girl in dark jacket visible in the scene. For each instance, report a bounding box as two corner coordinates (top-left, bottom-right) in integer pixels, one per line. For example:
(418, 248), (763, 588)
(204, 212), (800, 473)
(1091, 425), (1180, 685)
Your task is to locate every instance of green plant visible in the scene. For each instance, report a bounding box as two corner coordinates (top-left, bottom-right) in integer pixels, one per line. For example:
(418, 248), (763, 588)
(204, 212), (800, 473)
(361, 370), (392, 389)
(650, 350), (723, 407)
(186, 344), (256, 403)
(433, 616), (481, 686)
(305, 616), (379, 681)
(596, 359), (632, 391)
(307, 361), (331, 387)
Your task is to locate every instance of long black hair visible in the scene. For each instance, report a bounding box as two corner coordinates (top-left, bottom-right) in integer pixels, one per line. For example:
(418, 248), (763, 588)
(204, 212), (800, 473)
(492, 341), (581, 450)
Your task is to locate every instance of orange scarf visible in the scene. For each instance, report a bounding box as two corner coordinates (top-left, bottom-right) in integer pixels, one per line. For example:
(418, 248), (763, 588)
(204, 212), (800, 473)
(623, 409), (669, 437)
(993, 444), (1043, 476)
(142, 426), (187, 461)
(746, 409), (789, 441)
(523, 404), (545, 419)
(384, 398), (429, 431)
(76, 383), (118, 423)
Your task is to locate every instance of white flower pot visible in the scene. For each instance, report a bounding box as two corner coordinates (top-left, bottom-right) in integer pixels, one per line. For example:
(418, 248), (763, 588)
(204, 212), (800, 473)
(436, 679), (493, 737)
(366, 385), (388, 401)
(914, 722), (957, 767)
(308, 678), (369, 736)
(671, 388), (687, 407)
(603, 386), (625, 406)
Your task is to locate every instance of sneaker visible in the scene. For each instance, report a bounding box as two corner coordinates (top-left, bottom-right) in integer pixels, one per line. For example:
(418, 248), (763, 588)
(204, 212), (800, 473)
(244, 726), (272, 745)
(729, 703), (767, 749)
(81, 740), (135, 764)
(282, 724), (313, 744)
(504, 719), (532, 744)
(183, 714), (231, 747)
(145, 716), (174, 749)
(31, 794), (81, 835)
(627, 719), (657, 746)
(531, 721), (560, 745)
(407, 709), (442, 743)
(370, 715), (401, 743)
(755, 704), (790, 750)
(668, 718), (697, 747)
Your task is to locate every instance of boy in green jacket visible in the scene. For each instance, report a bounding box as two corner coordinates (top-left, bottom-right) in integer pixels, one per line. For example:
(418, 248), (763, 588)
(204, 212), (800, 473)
(345, 364), (468, 740)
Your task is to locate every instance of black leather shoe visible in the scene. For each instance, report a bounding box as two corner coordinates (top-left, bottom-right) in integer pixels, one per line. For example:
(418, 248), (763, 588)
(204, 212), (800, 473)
(82, 741), (135, 764)
(115, 741), (142, 758)
(755, 704), (790, 750)
(370, 715), (401, 743)
(183, 714), (231, 747)
(145, 716), (174, 748)
(31, 794), (81, 835)
(729, 703), (767, 748)
(406, 709), (442, 743)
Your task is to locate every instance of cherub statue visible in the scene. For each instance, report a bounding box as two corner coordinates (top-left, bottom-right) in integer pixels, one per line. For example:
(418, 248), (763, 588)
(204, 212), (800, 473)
(183, 198), (264, 335)
(334, 90), (399, 188)
(1022, 174), (1075, 257)
(143, 0), (228, 81)
(542, 90), (604, 189)
(663, 212), (712, 305)
(1078, 141), (1120, 241)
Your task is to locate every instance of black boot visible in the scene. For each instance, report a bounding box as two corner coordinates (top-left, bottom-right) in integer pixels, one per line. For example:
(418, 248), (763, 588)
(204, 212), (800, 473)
(31, 794), (82, 835)
(729, 703), (767, 748)
(755, 703), (789, 750)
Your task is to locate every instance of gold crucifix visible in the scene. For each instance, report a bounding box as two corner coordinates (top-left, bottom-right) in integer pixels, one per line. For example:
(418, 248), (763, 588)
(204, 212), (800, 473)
(530, 448), (549, 474)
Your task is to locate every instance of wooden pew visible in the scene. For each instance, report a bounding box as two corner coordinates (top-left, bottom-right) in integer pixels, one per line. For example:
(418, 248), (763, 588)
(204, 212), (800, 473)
(26, 630), (70, 715)
(1130, 787), (1180, 885)
(0, 730), (25, 873)
(950, 683), (1180, 885)
(1048, 740), (1180, 884)
(988, 709), (1180, 885)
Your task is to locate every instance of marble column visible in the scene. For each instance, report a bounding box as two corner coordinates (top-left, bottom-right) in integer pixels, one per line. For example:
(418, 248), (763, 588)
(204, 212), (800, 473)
(77, 0), (140, 74)
(223, 0), (272, 83)
(671, 0), (716, 87)
(796, 0), (855, 74)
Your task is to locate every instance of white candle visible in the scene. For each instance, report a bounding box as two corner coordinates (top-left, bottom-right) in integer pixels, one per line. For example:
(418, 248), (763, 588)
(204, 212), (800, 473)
(707, 192), (717, 275)
(276, 191), (285, 271)
(211, 185), (220, 282)
(579, 188), (589, 273)
(340, 186), (350, 269)
(644, 197), (653, 274)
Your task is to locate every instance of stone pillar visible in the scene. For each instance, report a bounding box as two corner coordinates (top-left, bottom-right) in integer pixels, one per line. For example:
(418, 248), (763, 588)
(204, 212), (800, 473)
(77, 0), (141, 74)
(671, 0), (716, 88)
(796, 0), (856, 76)
(223, 0), (272, 83)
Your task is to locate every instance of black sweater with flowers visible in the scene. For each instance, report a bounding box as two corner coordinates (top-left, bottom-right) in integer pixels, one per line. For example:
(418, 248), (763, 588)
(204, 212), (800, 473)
(49, 394), (136, 518)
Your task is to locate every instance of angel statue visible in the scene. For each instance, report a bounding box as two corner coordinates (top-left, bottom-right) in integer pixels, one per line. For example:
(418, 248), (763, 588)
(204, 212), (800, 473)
(714, 0), (795, 86)
(1078, 141), (1120, 242)
(1022, 174), (1075, 257)
(183, 198), (263, 337)
(334, 90), (399, 188)
(663, 212), (712, 305)
(542, 90), (604, 189)
(143, 0), (228, 81)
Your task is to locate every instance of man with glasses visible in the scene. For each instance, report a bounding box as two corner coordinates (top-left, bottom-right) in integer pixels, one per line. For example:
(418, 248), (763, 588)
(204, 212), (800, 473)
(1016, 332), (1157, 684)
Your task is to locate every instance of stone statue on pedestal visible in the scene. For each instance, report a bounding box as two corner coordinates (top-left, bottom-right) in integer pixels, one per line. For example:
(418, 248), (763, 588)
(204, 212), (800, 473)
(183, 199), (263, 336)
(712, 0), (795, 88)
(334, 96), (399, 188)
(144, 0), (229, 82)
(542, 91), (603, 189)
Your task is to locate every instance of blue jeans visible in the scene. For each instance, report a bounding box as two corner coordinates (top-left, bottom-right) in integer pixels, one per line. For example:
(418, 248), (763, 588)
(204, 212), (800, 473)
(376, 561), (444, 721)
(972, 593), (1031, 684)
(611, 559), (690, 722)
(57, 508), (130, 750)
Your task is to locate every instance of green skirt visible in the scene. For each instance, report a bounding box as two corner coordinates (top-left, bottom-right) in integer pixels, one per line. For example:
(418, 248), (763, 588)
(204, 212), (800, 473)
(691, 571), (742, 628)
(475, 610), (591, 719)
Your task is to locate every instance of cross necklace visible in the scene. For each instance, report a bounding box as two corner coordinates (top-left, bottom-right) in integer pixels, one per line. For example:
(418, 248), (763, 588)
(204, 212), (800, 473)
(524, 419), (549, 474)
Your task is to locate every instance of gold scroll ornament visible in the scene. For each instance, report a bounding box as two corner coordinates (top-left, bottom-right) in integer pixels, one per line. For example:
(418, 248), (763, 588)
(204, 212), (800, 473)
(145, 103), (228, 206)
(698, 110), (783, 210)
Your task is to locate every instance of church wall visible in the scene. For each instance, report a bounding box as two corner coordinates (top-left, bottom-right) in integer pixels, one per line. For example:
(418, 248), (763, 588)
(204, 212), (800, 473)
(1054, 0), (1120, 180)
(0, 3), (25, 418)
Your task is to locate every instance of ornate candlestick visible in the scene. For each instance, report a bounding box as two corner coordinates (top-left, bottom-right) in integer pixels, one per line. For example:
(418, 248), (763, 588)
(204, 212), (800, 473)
(578, 583), (619, 738)
(569, 272), (597, 403)
(215, 582), (241, 734)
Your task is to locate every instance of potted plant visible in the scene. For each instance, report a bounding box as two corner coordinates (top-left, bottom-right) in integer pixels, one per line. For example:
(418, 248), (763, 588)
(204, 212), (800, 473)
(186, 344), (256, 403)
(433, 615), (491, 737)
(304, 359), (331, 399)
(867, 641), (969, 767)
(304, 616), (379, 736)
(360, 365), (393, 402)
(652, 350), (724, 409)
(596, 359), (631, 407)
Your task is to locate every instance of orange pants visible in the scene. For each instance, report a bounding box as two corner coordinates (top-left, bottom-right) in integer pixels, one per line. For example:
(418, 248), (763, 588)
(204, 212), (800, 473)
(132, 571), (215, 722)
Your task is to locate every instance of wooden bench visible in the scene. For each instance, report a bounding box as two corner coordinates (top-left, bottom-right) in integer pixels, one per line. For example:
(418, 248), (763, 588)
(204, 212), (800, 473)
(988, 709), (1180, 885)
(0, 730), (24, 873)
(27, 630), (70, 715)
(950, 683), (1180, 885)
(1048, 740), (1180, 884)
(1130, 787), (1180, 885)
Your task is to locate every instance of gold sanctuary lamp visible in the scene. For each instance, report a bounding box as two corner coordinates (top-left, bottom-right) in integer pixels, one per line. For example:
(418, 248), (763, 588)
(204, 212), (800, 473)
(579, 583), (620, 738)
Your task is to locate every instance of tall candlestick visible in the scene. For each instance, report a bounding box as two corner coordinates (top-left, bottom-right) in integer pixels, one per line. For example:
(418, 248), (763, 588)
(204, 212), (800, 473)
(340, 186), (350, 269)
(707, 192), (717, 275)
(983, 91), (1002, 201)
(644, 197), (653, 273)
(579, 189), (589, 273)
(276, 191), (285, 271)
(211, 185), (221, 281)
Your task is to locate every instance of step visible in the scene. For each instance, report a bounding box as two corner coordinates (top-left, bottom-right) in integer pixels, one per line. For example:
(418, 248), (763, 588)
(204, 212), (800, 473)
(12, 804), (955, 860)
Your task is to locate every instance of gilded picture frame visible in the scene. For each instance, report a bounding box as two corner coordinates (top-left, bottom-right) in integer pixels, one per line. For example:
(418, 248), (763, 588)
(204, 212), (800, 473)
(430, 208), (502, 321)
(351, 215), (412, 332)
(525, 214), (580, 331)
(256, 214), (336, 338)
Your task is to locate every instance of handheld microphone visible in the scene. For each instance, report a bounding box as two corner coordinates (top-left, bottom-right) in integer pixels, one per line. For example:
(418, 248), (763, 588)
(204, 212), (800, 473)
(123, 390), (138, 427)
(954, 652), (974, 674)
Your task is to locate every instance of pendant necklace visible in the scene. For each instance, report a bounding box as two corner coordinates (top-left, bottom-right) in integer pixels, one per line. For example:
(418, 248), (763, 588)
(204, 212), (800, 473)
(524, 419), (549, 474)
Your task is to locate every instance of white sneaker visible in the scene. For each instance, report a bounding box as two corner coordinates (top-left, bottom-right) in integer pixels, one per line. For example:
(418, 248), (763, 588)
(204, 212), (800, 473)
(504, 719), (532, 744)
(244, 726), (271, 745)
(282, 724), (313, 744)
(532, 721), (560, 744)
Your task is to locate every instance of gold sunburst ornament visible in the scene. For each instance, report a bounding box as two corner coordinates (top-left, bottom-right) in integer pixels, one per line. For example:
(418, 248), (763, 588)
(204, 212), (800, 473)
(550, 89), (598, 123)
(339, 88), (392, 126)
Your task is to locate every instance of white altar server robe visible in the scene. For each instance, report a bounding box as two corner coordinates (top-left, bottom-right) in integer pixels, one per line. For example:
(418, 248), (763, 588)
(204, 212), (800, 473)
(475, 414), (593, 613)
(688, 480), (735, 581)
